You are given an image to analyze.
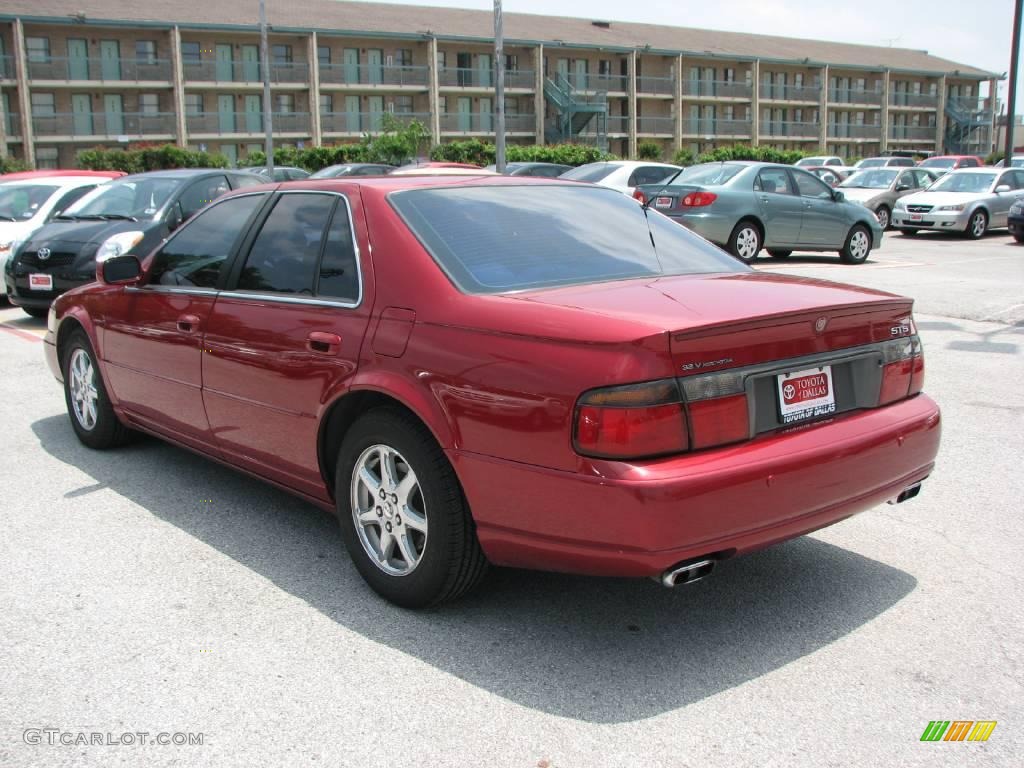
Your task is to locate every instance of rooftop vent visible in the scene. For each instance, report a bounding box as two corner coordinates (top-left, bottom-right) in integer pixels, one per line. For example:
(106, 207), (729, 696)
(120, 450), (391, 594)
(592, 20), (611, 29)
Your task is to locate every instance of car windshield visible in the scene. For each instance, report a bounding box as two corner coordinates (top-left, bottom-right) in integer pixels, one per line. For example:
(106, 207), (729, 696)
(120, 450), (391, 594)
(928, 173), (996, 193)
(670, 164), (744, 186)
(559, 163), (618, 183)
(0, 184), (60, 221)
(62, 177), (181, 219)
(796, 158), (826, 167)
(920, 158), (956, 168)
(390, 185), (747, 294)
(841, 169), (898, 189)
(857, 159), (886, 168)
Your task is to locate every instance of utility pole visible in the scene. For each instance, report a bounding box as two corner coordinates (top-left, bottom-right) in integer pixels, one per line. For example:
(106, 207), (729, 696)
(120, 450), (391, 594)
(259, 0), (274, 172)
(494, 0), (506, 172)
(1005, 0), (1022, 162)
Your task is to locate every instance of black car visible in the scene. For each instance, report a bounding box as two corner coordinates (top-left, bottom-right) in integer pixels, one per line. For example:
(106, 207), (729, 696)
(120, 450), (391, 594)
(309, 163), (396, 178)
(1009, 196), (1024, 244)
(5, 169), (261, 317)
(483, 162), (573, 177)
(246, 166), (311, 182)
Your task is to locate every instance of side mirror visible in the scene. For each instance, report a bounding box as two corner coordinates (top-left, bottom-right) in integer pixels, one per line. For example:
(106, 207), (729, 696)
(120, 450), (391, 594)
(99, 255), (142, 286)
(166, 202), (184, 232)
(895, 184), (911, 192)
(832, 190), (845, 203)
(995, 184), (1012, 194)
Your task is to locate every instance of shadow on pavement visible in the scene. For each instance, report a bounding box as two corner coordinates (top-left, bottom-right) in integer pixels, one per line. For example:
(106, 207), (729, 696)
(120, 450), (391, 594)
(33, 413), (916, 724)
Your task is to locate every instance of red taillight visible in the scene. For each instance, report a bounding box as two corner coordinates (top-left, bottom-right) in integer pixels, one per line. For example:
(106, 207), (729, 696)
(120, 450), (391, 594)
(632, 188), (647, 204)
(680, 191), (718, 208)
(687, 394), (750, 450)
(878, 333), (924, 405)
(574, 380), (688, 459)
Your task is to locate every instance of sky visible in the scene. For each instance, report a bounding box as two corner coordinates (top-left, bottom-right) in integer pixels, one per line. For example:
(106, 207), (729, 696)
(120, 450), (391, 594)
(353, 0), (1021, 111)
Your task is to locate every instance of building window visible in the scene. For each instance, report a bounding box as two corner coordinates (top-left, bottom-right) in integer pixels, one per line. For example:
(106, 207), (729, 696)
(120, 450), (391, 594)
(275, 93), (295, 113)
(318, 46), (331, 66)
(319, 94), (332, 114)
(505, 54), (518, 72)
(139, 93), (160, 114)
(437, 51), (446, 68)
(394, 49), (412, 67)
(136, 40), (157, 64)
(272, 45), (293, 64)
(504, 96), (518, 114)
(722, 67), (735, 83)
(598, 59), (611, 76)
(438, 95), (447, 113)
(26, 37), (50, 62)
(31, 92), (56, 117)
(854, 77), (865, 93)
(185, 94), (203, 115)
(392, 95), (414, 113)
(181, 41), (201, 63)
(36, 147), (59, 169)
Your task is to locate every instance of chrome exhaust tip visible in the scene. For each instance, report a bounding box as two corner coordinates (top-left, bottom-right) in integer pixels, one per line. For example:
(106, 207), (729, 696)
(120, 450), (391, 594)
(888, 483), (922, 505)
(660, 559), (716, 588)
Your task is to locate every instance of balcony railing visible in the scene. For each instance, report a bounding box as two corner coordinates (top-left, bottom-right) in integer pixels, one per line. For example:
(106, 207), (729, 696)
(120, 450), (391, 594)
(683, 118), (752, 136)
(606, 115), (630, 134)
(759, 121), (819, 138)
(636, 75), (674, 95)
(889, 125), (936, 141)
(683, 80), (753, 100)
(27, 56), (173, 82)
(1, 55), (14, 79)
(826, 123), (882, 139)
(321, 111), (430, 133)
(319, 63), (429, 87)
(759, 84), (821, 102)
(828, 89), (883, 105)
(182, 60), (309, 84)
(439, 112), (535, 133)
(636, 116), (674, 134)
(558, 72), (627, 92)
(4, 112), (20, 136)
(31, 111), (177, 137)
(185, 111), (311, 134)
(889, 93), (939, 109)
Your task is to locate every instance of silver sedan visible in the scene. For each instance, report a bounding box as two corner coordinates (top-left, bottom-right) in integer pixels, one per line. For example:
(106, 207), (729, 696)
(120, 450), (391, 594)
(838, 168), (938, 230)
(892, 168), (1024, 238)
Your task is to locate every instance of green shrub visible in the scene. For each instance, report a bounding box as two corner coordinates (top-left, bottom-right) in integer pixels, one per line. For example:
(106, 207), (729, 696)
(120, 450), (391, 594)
(985, 150), (1006, 166)
(636, 141), (662, 160)
(672, 148), (695, 167)
(77, 144), (229, 173)
(1, 155), (31, 173)
(695, 145), (818, 165)
(430, 141), (615, 167)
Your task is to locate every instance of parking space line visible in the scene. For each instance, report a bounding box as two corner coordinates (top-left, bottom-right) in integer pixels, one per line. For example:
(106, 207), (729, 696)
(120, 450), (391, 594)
(0, 323), (44, 343)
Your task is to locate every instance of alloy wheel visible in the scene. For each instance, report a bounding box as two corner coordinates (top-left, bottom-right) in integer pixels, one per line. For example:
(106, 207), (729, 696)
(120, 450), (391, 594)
(875, 208), (890, 230)
(735, 227), (760, 260)
(69, 348), (99, 431)
(849, 230), (870, 261)
(971, 212), (986, 238)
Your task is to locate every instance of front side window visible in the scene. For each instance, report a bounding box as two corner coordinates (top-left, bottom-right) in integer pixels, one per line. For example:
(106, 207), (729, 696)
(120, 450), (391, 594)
(794, 171), (833, 199)
(390, 185), (746, 295)
(237, 193), (336, 294)
(148, 194), (265, 288)
(842, 169), (898, 189)
(929, 173), (996, 194)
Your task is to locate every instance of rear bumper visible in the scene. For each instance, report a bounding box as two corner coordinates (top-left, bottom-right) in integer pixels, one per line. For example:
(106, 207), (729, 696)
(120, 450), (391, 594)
(664, 211), (735, 246)
(452, 394), (940, 577)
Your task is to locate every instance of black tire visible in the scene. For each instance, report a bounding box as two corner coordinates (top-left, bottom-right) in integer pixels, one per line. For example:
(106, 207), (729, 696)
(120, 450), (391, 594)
(335, 407), (488, 608)
(727, 220), (762, 263)
(840, 224), (872, 264)
(901, 228), (919, 236)
(61, 330), (134, 449)
(965, 209), (988, 240)
(22, 306), (49, 319)
(767, 249), (792, 259)
(1014, 233), (1024, 244)
(875, 205), (891, 231)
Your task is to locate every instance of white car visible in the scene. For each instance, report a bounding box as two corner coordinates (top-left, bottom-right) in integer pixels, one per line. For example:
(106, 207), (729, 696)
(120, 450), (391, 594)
(0, 176), (111, 296)
(853, 156), (916, 169)
(892, 167), (1024, 238)
(795, 156), (845, 168)
(559, 161), (681, 195)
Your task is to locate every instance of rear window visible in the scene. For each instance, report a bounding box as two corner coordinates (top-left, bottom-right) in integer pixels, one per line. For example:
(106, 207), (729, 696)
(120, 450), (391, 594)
(389, 185), (746, 294)
(671, 164), (744, 186)
(559, 163), (617, 183)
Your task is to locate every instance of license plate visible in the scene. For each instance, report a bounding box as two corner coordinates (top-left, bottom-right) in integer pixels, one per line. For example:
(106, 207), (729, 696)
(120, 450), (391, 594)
(655, 196), (673, 208)
(777, 366), (836, 424)
(29, 274), (53, 291)
(910, 214), (923, 221)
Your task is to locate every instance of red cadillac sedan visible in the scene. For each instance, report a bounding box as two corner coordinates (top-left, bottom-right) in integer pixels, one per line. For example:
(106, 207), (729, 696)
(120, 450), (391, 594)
(43, 175), (940, 607)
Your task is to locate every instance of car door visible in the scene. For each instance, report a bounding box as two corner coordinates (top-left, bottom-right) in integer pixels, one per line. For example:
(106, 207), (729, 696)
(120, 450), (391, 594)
(792, 170), (847, 247)
(101, 193), (268, 453)
(754, 167), (803, 246)
(201, 189), (374, 499)
(892, 169), (920, 205)
(990, 170), (1023, 226)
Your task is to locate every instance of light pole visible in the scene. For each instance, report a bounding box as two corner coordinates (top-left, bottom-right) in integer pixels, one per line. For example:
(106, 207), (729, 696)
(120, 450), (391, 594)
(1005, 0), (1022, 162)
(494, 0), (506, 172)
(259, 0), (274, 172)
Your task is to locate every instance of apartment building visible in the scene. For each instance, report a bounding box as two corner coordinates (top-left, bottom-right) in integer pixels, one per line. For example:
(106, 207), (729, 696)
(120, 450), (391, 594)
(0, 0), (999, 167)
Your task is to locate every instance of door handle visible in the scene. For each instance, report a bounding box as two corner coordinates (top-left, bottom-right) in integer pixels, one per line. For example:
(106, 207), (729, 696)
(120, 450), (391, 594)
(759, 196), (770, 203)
(307, 331), (342, 355)
(176, 314), (200, 333)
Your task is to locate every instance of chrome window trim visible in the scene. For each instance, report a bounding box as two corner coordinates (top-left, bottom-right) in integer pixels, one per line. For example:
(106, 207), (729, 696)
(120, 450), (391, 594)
(216, 291), (359, 309)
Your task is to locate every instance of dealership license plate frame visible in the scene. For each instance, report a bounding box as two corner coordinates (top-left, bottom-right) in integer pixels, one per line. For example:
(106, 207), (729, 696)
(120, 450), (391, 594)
(777, 365), (836, 424)
(29, 273), (53, 291)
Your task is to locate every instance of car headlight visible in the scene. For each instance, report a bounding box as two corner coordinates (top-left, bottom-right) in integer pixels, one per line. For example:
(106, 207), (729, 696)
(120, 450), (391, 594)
(894, 200), (907, 210)
(95, 231), (145, 263)
(936, 204), (965, 212)
(0, 239), (19, 255)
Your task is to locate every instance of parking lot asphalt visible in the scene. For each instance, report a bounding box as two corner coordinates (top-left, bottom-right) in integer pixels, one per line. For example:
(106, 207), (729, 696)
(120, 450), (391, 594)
(0, 230), (1022, 767)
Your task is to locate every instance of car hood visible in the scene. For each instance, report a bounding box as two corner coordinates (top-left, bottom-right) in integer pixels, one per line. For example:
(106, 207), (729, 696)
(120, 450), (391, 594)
(23, 219), (153, 249)
(838, 187), (887, 204)
(900, 190), (987, 206)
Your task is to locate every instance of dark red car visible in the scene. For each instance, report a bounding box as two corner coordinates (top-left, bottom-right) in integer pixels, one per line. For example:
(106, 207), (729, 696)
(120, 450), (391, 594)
(44, 176), (941, 607)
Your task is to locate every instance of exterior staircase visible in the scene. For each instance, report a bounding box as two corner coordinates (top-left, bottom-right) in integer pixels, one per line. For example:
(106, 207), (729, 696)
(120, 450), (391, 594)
(543, 74), (608, 149)
(944, 98), (992, 155)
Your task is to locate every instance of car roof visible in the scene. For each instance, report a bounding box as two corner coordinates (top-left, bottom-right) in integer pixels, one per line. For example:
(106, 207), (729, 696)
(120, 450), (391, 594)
(0, 176), (110, 188)
(115, 168), (241, 180)
(943, 167), (998, 174)
(225, 174), (608, 195)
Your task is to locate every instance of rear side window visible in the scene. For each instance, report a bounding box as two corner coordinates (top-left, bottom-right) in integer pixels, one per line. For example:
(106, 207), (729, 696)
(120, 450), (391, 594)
(232, 173), (265, 189)
(316, 202), (360, 302)
(390, 185), (745, 294)
(628, 166), (676, 187)
(754, 168), (793, 195)
(178, 175), (230, 218)
(149, 194), (265, 288)
(559, 163), (617, 183)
